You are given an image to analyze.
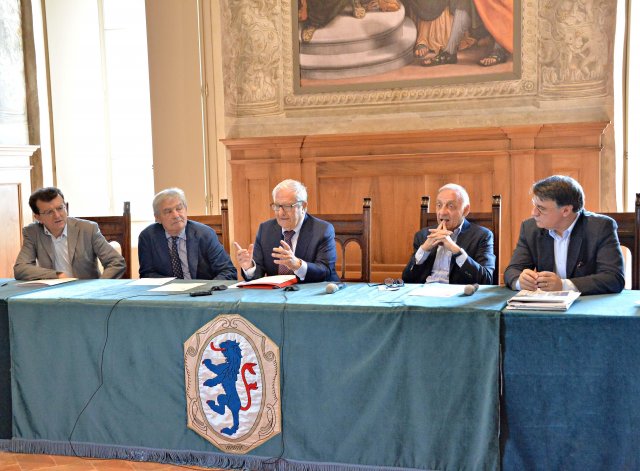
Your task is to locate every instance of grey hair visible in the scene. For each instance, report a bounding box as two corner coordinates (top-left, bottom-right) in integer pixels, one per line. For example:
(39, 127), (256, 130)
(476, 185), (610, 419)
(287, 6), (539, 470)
(438, 183), (470, 208)
(272, 179), (308, 202)
(152, 188), (187, 215)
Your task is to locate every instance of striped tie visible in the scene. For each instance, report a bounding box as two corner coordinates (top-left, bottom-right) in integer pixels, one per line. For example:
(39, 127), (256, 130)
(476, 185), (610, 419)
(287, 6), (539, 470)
(278, 230), (295, 275)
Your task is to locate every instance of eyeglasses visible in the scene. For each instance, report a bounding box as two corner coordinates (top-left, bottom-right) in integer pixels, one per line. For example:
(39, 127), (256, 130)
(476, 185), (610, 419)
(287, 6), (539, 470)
(368, 278), (405, 288)
(40, 205), (67, 218)
(270, 202), (303, 212)
(210, 285), (228, 291)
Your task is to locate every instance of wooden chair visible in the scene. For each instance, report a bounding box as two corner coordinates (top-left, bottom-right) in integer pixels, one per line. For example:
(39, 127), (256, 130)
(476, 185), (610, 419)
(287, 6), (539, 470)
(78, 202), (132, 279)
(602, 193), (640, 290)
(189, 199), (231, 254)
(420, 195), (501, 285)
(315, 198), (372, 282)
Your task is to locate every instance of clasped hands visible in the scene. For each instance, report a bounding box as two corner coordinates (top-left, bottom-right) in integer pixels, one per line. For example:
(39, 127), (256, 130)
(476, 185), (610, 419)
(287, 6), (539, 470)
(519, 269), (562, 291)
(420, 220), (461, 255)
(234, 241), (301, 271)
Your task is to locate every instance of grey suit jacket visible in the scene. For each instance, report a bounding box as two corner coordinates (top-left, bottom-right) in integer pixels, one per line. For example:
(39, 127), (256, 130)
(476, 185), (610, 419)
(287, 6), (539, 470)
(504, 211), (625, 295)
(13, 217), (126, 280)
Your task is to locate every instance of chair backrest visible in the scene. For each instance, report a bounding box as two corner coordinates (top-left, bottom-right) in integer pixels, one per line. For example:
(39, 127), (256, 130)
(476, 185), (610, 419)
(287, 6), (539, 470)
(315, 198), (372, 282)
(78, 202), (132, 279)
(189, 199), (231, 254)
(602, 193), (640, 290)
(420, 195), (502, 285)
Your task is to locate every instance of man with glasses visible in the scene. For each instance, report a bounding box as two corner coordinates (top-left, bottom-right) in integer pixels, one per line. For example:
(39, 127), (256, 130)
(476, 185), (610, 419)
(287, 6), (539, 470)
(234, 179), (339, 283)
(14, 187), (125, 280)
(504, 175), (625, 295)
(402, 183), (495, 285)
(138, 188), (237, 280)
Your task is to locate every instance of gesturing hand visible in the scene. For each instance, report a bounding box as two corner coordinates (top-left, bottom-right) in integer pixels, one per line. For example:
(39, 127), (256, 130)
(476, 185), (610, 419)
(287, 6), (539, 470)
(234, 242), (255, 270)
(272, 240), (301, 271)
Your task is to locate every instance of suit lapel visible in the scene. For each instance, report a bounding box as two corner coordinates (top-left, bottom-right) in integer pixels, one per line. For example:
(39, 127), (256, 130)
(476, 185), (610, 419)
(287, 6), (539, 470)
(186, 222), (198, 278)
(566, 213), (584, 277)
(266, 220), (283, 274)
(295, 214), (312, 260)
(66, 219), (80, 264)
(38, 224), (56, 266)
(449, 220), (471, 271)
(536, 229), (555, 272)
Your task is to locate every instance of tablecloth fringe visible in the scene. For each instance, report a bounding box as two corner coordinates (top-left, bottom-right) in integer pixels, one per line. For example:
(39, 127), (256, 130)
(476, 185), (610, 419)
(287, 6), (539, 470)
(0, 439), (427, 471)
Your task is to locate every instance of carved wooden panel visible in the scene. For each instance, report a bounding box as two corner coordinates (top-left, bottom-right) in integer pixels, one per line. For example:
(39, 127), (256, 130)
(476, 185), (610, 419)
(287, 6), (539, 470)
(0, 184), (23, 278)
(224, 122), (607, 282)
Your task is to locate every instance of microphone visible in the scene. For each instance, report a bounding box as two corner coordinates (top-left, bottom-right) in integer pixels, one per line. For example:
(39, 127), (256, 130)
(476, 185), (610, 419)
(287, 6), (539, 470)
(462, 283), (479, 296)
(325, 282), (347, 294)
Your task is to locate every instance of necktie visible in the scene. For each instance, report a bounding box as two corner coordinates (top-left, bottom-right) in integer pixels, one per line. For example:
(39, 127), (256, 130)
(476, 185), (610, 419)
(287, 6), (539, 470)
(170, 236), (184, 279)
(278, 230), (296, 275)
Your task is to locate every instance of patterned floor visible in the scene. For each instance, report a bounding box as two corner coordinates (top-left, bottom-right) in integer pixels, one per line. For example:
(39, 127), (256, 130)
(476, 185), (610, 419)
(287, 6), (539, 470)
(0, 451), (221, 470)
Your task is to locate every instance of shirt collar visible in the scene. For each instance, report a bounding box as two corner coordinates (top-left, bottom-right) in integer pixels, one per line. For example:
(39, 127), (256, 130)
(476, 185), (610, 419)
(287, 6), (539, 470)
(548, 213), (579, 241)
(165, 228), (187, 241)
(43, 223), (67, 240)
(282, 215), (305, 235)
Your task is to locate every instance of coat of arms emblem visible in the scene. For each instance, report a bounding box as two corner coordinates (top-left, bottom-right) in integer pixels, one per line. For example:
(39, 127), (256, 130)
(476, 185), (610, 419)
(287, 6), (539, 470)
(184, 314), (281, 453)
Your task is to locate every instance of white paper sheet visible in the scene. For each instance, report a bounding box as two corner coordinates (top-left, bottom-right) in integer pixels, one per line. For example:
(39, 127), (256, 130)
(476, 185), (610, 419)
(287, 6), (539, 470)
(128, 278), (175, 286)
(149, 282), (205, 292)
(408, 283), (467, 297)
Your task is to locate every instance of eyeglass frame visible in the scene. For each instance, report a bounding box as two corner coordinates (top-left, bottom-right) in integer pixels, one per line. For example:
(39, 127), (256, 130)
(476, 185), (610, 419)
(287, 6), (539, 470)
(367, 278), (405, 288)
(270, 201), (304, 212)
(39, 204), (67, 218)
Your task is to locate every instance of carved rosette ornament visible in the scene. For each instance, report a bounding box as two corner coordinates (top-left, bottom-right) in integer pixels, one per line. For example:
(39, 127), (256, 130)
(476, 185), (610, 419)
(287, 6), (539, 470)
(219, 0), (283, 116)
(538, 0), (615, 97)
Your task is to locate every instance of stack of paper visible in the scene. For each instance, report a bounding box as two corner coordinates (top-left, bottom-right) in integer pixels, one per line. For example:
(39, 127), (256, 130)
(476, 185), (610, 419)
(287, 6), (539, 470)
(506, 289), (581, 311)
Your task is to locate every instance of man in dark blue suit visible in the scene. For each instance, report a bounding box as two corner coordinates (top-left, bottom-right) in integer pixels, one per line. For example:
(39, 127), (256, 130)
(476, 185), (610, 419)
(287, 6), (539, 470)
(138, 188), (237, 280)
(235, 179), (339, 283)
(402, 183), (495, 285)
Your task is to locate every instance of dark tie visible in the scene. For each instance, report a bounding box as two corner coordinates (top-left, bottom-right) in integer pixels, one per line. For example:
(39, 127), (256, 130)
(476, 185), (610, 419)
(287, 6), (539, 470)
(278, 230), (295, 275)
(170, 236), (184, 279)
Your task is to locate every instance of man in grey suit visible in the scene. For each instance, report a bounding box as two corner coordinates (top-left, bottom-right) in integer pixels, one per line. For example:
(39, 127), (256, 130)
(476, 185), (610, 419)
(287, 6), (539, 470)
(138, 188), (237, 280)
(235, 179), (339, 283)
(14, 187), (126, 280)
(504, 175), (625, 295)
(402, 183), (495, 285)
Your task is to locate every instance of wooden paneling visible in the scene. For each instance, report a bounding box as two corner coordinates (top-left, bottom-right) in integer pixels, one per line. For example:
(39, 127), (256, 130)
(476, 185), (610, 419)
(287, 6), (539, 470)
(224, 122), (608, 282)
(0, 145), (35, 278)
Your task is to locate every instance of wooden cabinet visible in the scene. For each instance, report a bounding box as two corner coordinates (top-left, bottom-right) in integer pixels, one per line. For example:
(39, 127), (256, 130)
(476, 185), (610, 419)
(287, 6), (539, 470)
(0, 146), (37, 278)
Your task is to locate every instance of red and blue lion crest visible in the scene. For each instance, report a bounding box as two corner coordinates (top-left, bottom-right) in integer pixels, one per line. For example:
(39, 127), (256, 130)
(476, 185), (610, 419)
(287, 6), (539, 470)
(202, 339), (258, 436)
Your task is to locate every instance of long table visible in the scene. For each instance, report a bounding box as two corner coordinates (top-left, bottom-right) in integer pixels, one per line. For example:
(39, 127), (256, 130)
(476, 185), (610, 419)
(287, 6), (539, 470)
(3, 281), (640, 470)
(1, 280), (505, 471)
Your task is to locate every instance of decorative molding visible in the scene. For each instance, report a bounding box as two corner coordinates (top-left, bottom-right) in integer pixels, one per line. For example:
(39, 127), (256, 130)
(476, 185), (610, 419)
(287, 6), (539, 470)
(538, 0), (614, 97)
(219, 0), (283, 116)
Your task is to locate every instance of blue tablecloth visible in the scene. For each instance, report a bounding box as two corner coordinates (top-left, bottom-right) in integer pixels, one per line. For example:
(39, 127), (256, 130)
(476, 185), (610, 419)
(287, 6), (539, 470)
(502, 290), (640, 470)
(4, 280), (505, 471)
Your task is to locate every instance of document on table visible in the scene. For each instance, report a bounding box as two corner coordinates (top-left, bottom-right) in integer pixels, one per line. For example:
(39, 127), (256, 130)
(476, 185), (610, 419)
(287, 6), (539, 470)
(16, 278), (78, 287)
(128, 278), (175, 286)
(149, 282), (206, 292)
(408, 283), (467, 297)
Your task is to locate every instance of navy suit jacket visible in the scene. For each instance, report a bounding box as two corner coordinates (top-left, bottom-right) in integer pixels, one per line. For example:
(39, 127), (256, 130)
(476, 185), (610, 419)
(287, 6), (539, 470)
(247, 213), (339, 283)
(504, 210), (625, 295)
(402, 219), (495, 285)
(138, 220), (237, 280)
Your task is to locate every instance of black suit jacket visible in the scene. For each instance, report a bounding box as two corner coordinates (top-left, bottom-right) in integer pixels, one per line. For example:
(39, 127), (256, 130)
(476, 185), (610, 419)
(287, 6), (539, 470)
(138, 220), (237, 280)
(246, 213), (339, 283)
(504, 211), (625, 295)
(402, 219), (495, 285)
